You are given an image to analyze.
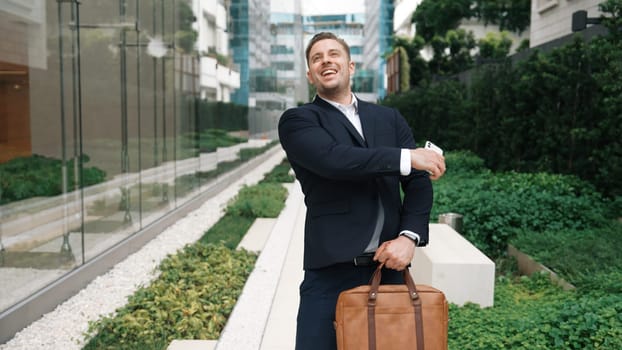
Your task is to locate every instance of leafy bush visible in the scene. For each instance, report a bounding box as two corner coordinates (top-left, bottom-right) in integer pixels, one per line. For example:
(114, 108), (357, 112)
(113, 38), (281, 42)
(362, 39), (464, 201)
(260, 159), (295, 184)
(239, 141), (279, 161)
(83, 243), (257, 349)
(442, 150), (489, 176)
(438, 151), (622, 348)
(193, 129), (246, 153)
(196, 101), (248, 132)
(511, 222), (622, 293)
(449, 273), (622, 349)
(199, 157), (290, 249)
(0, 154), (106, 204)
(226, 183), (288, 218)
(432, 152), (611, 257)
(199, 215), (255, 249)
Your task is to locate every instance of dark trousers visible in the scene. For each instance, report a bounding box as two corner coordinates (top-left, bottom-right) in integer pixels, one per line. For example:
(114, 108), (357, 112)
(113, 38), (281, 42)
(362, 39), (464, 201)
(295, 263), (404, 350)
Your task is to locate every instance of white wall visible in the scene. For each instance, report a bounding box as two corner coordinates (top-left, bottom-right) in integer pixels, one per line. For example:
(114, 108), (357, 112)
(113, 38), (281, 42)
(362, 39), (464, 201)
(393, 0), (421, 37)
(530, 0), (602, 47)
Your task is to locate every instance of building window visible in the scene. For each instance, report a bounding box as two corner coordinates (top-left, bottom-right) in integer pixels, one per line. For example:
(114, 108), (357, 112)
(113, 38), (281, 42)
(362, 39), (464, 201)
(537, 0), (558, 13)
(350, 46), (363, 55)
(272, 61), (294, 70)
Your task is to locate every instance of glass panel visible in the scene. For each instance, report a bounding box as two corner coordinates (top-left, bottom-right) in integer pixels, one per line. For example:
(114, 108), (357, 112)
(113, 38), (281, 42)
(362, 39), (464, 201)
(0, 0), (258, 317)
(76, 0), (137, 261)
(0, 0), (188, 313)
(0, 0), (82, 311)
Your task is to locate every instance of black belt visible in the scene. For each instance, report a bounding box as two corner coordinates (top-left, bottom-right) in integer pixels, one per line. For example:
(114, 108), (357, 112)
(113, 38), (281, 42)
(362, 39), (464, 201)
(353, 252), (377, 267)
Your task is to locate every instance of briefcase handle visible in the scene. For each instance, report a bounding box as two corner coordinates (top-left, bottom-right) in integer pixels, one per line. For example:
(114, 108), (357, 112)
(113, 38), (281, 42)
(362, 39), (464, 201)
(368, 264), (419, 303)
(367, 264), (425, 350)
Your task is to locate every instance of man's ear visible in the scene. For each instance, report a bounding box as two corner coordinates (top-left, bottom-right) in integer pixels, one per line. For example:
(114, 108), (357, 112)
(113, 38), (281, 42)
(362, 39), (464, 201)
(349, 60), (355, 75)
(306, 70), (314, 84)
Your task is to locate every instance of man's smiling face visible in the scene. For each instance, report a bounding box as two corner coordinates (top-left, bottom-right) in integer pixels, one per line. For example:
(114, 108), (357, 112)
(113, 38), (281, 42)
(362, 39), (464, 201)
(306, 38), (355, 100)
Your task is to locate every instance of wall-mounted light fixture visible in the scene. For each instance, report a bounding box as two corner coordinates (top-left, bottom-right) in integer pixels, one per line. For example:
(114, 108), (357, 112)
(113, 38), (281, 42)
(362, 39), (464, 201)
(572, 10), (602, 32)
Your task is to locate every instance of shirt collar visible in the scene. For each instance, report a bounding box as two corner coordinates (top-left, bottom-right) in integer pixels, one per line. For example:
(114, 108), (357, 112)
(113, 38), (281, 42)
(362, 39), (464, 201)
(318, 93), (358, 113)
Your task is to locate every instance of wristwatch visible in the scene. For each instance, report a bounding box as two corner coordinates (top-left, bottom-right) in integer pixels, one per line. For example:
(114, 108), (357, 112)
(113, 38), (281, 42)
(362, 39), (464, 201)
(399, 231), (420, 246)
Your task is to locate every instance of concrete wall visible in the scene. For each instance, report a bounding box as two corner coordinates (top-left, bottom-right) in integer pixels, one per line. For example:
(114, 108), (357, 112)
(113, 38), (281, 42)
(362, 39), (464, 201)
(530, 0), (602, 47)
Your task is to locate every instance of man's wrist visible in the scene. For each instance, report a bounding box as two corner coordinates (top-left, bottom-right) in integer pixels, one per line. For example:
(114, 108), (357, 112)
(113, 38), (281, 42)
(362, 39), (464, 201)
(399, 231), (420, 246)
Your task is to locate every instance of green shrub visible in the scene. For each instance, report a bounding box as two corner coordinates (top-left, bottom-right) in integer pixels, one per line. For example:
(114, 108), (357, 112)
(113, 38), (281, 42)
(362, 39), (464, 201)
(449, 273), (622, 349)
(511, 222), (622, 292)
(260, 159), (294, 184)
(442, 150), (489, 176)
(432, 152), (610, 256)
(194, 129), (246, 153)
(239, 141), (279, 161)
(0, 154), (106, 204)
(226, 183), (288, 218)
(83, 243), (257, 349)
(199, 214), (254, 249)
(199, 158), (289, 248)
(195, 100), (249, 132)
(437, 151), (622, 348)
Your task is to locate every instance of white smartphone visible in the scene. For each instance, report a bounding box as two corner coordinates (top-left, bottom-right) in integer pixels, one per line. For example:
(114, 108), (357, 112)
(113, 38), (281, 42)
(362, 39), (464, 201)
(425, 141), (444, 156)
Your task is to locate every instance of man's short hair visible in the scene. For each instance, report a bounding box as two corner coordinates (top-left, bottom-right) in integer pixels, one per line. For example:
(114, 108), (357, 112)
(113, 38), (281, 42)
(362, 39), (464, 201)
(305, 32), (351, 67)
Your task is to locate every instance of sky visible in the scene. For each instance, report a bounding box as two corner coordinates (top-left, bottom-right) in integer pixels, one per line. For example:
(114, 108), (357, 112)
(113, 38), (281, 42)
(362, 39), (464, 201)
(271, 0), (365, 15)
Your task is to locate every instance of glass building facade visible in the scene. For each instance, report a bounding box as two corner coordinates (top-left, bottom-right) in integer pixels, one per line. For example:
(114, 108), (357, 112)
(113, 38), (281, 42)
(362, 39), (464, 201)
(364, 0), (394, 100)
(230, 0), (271, 106)
(0, 0), (274, 341)
(270, 10), (307, 107)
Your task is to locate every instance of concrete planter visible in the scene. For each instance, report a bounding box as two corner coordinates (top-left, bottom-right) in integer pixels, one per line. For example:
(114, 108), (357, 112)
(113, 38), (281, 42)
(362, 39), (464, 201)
(507, 244), (575, 290)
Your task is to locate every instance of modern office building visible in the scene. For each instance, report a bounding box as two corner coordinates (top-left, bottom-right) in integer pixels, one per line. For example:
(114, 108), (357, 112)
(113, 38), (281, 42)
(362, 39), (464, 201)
(231, 0), (393, 106)
(229, 0), (281, 138)
(363, 0), (394, 99)
(270, 0), (307, 108)
(193, 0), (240, 102)
(393, 0), (421, 37)
(229, 0), (271, 107)
(302, 0), (380, 102)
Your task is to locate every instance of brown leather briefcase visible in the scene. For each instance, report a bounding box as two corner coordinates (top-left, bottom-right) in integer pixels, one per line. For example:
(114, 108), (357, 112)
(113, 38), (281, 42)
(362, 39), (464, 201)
(334, 264), (448, 350)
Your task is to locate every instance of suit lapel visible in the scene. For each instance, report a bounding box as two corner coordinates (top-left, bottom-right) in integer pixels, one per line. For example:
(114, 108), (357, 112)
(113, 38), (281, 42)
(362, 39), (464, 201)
(357, 98), (376, 147)
(312, 96), (366, 147)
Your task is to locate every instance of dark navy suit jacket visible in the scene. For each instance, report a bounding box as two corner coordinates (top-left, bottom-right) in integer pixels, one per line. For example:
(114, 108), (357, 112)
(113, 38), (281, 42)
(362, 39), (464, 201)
(278, 96), (433, 270)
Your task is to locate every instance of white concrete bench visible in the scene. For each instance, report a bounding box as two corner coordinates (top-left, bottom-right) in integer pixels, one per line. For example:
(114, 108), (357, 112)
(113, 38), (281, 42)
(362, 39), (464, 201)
(410, 223), (495, 307)
(236, 218), (277, 253)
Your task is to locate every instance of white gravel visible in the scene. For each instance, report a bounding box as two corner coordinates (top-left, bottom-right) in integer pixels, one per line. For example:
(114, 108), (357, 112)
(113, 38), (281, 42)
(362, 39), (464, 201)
(0, 148), (286, 350)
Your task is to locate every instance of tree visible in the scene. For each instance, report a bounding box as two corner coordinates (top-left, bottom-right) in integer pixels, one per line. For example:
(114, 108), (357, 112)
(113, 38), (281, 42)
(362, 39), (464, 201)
(392, 35), (429, 86)
(411, 0), (472, 42)
(428, 29), (476, 76)
(478, 31), (513, 59)
(472, 0), (531, 34)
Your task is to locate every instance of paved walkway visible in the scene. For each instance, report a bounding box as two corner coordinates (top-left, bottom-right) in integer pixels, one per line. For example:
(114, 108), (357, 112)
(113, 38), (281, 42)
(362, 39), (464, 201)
(212, 181), (305, 350)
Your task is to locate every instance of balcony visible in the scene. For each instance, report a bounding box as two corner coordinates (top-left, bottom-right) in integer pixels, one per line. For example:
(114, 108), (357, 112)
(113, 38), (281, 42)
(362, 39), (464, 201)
(200, 56), (240, 91)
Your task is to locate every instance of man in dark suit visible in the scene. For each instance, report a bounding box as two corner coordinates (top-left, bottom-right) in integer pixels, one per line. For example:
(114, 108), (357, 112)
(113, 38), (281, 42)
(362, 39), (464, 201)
(278, 32), (446, 350)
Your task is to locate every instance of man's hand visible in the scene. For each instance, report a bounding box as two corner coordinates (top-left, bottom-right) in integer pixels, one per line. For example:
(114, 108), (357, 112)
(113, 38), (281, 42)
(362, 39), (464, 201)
(373, 236), (416, 271)
(410, 148), (446, 180)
